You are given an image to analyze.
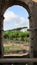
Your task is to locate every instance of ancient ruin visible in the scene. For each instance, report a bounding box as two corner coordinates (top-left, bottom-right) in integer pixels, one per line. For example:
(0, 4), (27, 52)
(0, 0), (37, 65)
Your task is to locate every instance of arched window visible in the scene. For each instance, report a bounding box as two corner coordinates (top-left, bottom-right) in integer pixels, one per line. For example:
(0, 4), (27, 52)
(3, 5), (30, 57)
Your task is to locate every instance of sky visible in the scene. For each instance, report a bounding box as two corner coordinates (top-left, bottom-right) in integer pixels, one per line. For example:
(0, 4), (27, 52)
(3, 5), (29, 31)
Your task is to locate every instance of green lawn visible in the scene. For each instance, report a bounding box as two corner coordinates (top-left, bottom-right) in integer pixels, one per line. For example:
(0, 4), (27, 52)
(4, 45), (22, 53)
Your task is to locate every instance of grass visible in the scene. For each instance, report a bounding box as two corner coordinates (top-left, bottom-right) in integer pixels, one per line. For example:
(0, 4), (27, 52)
(3, 37), (30, 54)
(3, 45), (22, 53)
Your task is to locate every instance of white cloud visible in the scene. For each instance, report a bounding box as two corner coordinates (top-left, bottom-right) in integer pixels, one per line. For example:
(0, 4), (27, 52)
(3, 10), (29, 30)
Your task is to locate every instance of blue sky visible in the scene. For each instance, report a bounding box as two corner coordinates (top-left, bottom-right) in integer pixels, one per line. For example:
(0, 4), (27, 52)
(3, 5), (29, 30)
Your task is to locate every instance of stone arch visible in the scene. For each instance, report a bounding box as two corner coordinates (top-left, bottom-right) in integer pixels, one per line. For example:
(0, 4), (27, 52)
(0, 0), (37, 61)
(0, 0), (31, 58)
(2, 0), (31, 15)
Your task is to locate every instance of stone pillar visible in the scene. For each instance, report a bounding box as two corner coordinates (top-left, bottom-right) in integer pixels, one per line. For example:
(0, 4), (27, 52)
(28, 16), (33, 58)
(0, 14), (4, 58)
(28, 1), (37, 58)
(29, 2), (37, 65)
(30, 3), (37, 58)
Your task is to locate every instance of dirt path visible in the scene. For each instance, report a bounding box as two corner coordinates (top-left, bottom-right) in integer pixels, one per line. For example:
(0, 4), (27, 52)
(4, 42), (29, 56)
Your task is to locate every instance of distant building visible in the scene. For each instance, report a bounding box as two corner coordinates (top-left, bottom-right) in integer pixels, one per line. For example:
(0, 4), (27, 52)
(20, 27), (28, 32)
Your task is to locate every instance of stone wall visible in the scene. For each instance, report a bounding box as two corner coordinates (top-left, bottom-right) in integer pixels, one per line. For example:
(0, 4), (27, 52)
(0, 0), (37, 65)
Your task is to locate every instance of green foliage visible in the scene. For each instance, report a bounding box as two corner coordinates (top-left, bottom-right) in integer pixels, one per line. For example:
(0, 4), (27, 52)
(3, 30), (30, 53)
(4, 45), (22, 53)
(3, 31), (9, 39)
(3, 30), (29, 42)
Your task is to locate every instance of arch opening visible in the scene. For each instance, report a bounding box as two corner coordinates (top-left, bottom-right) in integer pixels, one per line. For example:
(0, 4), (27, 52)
(3, 5), (30, 57)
